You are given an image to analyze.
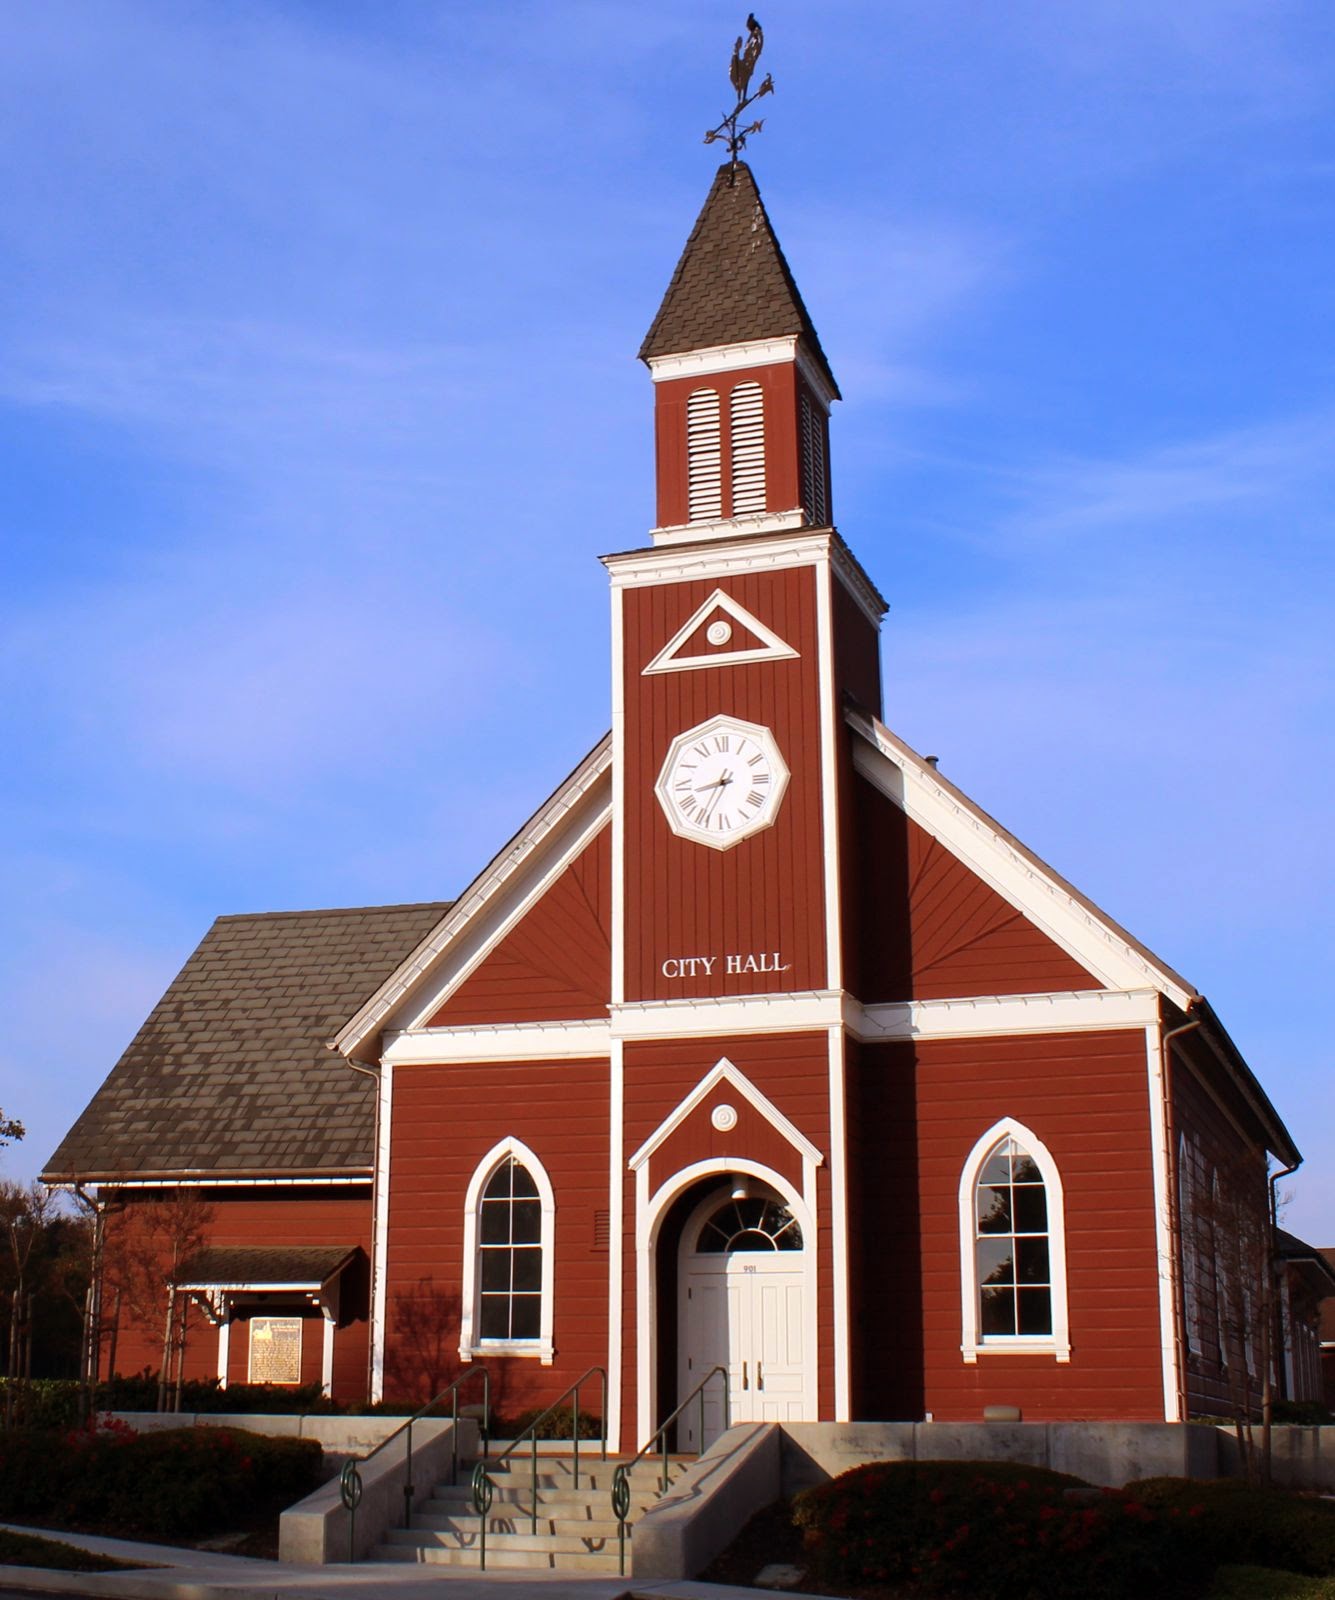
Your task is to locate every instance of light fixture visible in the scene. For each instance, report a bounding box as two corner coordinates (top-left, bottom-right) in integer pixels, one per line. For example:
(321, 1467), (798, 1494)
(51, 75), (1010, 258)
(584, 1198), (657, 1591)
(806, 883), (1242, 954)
(730, 1176), (750, 1202)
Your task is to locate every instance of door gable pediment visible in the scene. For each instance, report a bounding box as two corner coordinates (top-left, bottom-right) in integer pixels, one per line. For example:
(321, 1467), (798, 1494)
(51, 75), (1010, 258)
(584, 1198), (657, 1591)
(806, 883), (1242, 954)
(628, 1057), (823, 1175)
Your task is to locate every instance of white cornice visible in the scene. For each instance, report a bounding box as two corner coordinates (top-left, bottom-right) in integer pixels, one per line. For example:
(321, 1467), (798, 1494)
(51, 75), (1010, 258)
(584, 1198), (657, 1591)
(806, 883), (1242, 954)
(646, 337), (799, 382)
(650, 509), (807, 548)
(829, 540), (889, 628)
(611, 990), (845, 1040)
(857, 989), (1161, 1042)
(383, 1019), (611, 1064)
(331, 738), (612, 1061)
(603, 530), (837, 590)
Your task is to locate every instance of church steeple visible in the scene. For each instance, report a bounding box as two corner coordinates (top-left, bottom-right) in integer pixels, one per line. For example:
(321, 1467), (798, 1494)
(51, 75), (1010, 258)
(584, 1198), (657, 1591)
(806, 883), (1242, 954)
(640, 163), (838, 544)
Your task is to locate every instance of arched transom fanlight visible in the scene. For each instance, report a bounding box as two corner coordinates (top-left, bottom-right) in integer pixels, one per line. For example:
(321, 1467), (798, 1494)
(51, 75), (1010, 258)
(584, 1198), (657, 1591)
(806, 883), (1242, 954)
(696, 1196), (803, 1253)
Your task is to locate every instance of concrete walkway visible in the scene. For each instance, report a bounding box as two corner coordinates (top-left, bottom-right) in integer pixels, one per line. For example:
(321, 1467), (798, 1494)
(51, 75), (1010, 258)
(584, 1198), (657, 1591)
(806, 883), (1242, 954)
(1, 1525), (827, 1600)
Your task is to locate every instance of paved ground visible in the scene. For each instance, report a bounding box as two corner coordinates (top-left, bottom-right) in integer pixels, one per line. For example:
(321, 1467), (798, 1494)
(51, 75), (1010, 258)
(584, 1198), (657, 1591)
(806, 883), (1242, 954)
(0, 1525), (821, 1600)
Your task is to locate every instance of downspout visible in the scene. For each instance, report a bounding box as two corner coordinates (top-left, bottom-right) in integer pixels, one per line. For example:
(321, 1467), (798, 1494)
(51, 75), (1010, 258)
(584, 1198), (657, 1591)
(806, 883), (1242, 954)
(1267, 1156), (1302, 1411)
(1162, 1010), (1202, 1424)
(342, 1052), (383, 1404)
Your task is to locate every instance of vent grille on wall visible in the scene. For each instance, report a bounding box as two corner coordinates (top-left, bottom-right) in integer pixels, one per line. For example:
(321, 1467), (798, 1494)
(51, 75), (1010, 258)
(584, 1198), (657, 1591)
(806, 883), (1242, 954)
(686, 388), (723, 522)
(730, 382), (766, 515)
(800, 392), (829, 526)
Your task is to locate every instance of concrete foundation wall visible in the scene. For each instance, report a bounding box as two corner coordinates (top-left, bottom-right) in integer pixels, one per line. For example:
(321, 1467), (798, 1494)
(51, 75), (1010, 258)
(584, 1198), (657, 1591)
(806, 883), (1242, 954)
(109, 1410), (451, 1471)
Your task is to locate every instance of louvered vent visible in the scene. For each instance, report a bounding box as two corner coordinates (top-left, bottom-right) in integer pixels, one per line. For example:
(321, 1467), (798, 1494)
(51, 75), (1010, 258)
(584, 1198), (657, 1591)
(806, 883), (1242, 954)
(729, 382), (766, 515)
(800, 392), (829, 526)
(686, 388), (722, 522)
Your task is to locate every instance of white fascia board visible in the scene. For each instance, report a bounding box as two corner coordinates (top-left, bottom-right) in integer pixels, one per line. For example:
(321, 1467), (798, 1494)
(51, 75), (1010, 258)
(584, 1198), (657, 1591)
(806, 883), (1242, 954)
(95, 1175), (369, 1189)
(646, 337), (798, 382)
(856, 989), (1162, 1042)
(603, 530), (837, 591)
(178, 1280), (325, 1294)
(650, 510), (807, 548)
(332, 738), (612, 1059)
(611, 990), (846, 1040)
(383, 1020), (611, 1065)
(848, 711), (1195, 1009)
(829, 540), (889, 628)
(628, 1056), (824, 1172)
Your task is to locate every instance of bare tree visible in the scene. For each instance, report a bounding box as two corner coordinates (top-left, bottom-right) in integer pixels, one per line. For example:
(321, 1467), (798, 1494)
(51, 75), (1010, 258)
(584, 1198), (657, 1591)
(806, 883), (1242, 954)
(1, 1181), (51, 1423)
(383, 1277), (462, 1402)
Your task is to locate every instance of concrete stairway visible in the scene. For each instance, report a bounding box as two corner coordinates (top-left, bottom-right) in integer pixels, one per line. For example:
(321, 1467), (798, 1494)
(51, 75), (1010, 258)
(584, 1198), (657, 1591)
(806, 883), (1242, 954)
(372, 1450), (691, 1571)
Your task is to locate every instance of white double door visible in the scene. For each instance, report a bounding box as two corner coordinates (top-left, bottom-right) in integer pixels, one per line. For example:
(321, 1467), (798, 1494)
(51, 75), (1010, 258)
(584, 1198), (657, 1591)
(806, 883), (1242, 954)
(677, 1250), (809, 1449)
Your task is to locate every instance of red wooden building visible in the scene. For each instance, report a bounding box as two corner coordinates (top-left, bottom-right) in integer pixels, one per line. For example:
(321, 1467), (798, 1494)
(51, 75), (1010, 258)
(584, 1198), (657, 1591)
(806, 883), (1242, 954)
(45, 161), (1316, 1435)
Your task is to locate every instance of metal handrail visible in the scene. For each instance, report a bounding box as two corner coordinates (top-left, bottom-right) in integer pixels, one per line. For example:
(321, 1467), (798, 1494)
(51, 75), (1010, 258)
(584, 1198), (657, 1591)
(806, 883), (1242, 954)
(352, 1365), (490, 1541)
(470, 1365), (607, 1566)
(611, 1364), (729, 1575)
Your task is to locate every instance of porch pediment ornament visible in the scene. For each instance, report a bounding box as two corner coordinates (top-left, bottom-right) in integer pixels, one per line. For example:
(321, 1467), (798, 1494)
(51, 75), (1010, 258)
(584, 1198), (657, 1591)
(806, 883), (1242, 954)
(628, 1057), (823, 1172)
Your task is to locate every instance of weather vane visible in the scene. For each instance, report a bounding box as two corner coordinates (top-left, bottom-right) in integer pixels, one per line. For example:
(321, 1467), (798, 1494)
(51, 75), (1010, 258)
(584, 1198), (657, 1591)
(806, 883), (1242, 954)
(704, 14), (774, 169)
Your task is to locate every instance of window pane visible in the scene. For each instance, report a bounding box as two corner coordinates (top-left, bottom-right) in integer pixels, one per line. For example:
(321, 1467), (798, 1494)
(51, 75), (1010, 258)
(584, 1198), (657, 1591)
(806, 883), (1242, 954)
(980, 1145), (1011, 1186)
(510, 1295), (541, 1339)
(1013, 1185), (1047, 1233)
(1018, 1288), (1053, 1335)
(479, 1201), (510, 1244)
(980, 1287), (1015, 1335)
(512, 1246), (543, 1292)
(977, 1186), (1012, 1234)
(512, 1199), (541, 1242)
(1012, 1152), (1042, 1184)
(483, 1161), (514, 1201)
(480, 1249), (510, 1292)
(1016, 1237), (1050, 1285)
(977, 1238), (1014, 1286)
(510, 1163), (539, 1199)
(730, 1229), (776, 1252)
(478, 1295), (509, 1339)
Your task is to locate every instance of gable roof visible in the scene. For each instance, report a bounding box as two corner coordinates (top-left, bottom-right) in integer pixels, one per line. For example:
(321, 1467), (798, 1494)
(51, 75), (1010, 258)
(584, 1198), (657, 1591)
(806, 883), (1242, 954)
(42, 901), (450, 1184)
(639, 162), (839, 397)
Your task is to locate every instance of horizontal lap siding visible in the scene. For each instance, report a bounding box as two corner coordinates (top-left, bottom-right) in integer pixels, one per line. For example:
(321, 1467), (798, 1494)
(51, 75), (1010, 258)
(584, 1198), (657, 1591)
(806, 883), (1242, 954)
(428, 826), (610, 1025)
(387, 1059), (610, 1417)
(852, 776), (1098, 1001)
(855, 1031), (1165, 1421)
(623, 1033), (834, 1425)
(622, 567), (826, 1001)
(102, 1188), (372, 1402)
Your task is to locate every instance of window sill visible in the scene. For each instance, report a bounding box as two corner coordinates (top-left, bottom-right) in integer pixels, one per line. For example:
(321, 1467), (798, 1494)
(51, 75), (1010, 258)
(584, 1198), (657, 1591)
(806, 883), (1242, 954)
(962, 1338), (1071, 1365)
(461, 1339), (554, 1366)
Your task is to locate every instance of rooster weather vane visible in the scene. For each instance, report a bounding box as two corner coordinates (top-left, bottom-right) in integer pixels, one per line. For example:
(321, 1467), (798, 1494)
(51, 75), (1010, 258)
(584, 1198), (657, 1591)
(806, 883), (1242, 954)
(704, 14), (774, 168)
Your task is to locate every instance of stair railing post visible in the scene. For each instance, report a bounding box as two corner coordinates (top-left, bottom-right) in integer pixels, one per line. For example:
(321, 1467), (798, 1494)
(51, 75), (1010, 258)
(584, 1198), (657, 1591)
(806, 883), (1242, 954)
(601, 1366), (608, 1460)
(403, 1417), (414, 1528)
(573, 1379), (580, 1491)
(661, 1424), (669, 1494)
(699, 1384), (705, 1458)
(451, 1389), (459, 1486)
(531, 1431), (539, 1535)
(612, 1464), (630, 1578)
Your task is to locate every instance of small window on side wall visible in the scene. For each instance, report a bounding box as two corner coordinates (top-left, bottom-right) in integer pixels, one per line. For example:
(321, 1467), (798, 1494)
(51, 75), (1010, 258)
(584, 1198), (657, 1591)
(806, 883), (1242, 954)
(459, 1138), (555, 1364)
(958, 1120), (1070, 1363)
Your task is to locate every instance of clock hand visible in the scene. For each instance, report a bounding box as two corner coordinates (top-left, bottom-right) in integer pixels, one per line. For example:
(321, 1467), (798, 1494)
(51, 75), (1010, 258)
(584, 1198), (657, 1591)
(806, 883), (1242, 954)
(698, 770), (734, 825)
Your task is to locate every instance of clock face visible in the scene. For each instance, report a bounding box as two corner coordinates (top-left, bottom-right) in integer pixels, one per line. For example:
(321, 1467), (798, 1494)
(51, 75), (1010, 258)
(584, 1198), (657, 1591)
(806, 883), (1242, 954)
(655, 714), (790, 851)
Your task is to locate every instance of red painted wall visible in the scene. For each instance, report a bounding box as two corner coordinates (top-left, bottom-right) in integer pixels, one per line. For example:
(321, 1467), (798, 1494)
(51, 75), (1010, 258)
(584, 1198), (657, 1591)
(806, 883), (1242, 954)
(428, 826), (610, 1026)
(622, 566), (827, 1002)
(850, 774), (1099, 1001)
(852, 1030), (1166, 1421)
(386, 1058), (610, 1419)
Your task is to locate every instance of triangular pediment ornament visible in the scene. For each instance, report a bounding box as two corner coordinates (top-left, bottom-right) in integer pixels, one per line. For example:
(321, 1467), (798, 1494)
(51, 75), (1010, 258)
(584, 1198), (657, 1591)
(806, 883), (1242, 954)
(628, 1057), (823, 1172)
(642, 588), (799, 676)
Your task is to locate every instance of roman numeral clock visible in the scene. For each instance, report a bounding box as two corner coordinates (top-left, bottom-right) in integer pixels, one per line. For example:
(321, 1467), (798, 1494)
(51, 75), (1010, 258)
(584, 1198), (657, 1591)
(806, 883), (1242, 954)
(654, 713), (790, 849)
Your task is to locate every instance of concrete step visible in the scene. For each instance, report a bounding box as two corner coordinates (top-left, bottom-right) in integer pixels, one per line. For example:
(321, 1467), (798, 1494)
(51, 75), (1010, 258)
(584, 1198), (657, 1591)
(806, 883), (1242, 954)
(406, 1509), (640, 1538)
(373, 1541), (621, 1571)
(383, 1527), (622, 1555)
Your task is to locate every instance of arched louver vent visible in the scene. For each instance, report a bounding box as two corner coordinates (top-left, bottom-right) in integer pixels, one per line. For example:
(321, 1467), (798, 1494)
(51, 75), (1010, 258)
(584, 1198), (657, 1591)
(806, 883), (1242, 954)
(729, 382), (766, 515)
(800, 392), (829, 526)
(686, 388), (722, 522)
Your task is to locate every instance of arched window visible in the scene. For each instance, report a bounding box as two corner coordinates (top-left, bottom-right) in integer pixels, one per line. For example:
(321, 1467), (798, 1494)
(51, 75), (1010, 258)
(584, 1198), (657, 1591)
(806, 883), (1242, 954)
(958, 1120), (1069, 1363)
(459, 1138), (555, 1364)
(695, 1196), (802, 1253)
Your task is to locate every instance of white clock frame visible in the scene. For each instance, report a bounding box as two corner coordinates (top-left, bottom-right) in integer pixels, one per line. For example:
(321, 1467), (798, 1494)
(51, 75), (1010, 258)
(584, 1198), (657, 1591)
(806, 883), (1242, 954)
(654, 713), (790, 852)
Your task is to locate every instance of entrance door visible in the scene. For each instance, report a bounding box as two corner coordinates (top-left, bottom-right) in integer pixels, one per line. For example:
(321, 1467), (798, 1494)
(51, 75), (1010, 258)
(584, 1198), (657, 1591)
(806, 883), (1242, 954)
(676, 1189), (809, 1448)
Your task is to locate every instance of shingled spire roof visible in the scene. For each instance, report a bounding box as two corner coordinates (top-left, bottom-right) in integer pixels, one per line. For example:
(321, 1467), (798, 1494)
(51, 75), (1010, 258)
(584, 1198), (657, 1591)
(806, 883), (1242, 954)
(639, 162), (839, 398)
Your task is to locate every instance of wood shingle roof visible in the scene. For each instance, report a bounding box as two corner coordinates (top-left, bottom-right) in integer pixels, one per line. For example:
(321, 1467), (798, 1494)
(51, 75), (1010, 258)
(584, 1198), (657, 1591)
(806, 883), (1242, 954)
(41, 901), (450, 1183)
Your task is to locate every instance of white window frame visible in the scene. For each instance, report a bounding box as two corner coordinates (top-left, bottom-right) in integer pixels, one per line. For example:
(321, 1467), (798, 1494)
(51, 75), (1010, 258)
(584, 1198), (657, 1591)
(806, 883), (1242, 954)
(958, 1118), (1070, 1364)
(459, 1136), (555, 1365)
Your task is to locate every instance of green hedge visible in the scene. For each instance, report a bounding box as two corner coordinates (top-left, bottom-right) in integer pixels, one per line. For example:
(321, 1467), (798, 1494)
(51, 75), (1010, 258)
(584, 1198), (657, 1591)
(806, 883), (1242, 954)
(1132, 1478), (1335, 1578)
(0, 1420), (322, 1538)
(793, 1459), (1205, 1600)
(0, 1375), (335, 1429)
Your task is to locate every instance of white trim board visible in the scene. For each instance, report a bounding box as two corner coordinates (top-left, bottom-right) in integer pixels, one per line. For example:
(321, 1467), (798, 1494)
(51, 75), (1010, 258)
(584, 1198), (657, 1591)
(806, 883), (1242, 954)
(847, 711), (1195, 1009)
(384, 1020), (611, 1065)
(642, 587), (799, 674)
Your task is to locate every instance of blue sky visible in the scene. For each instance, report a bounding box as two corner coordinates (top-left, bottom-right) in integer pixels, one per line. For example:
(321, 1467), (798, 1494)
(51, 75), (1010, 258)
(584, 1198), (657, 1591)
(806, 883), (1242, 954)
(1, 1), (1331, 1238)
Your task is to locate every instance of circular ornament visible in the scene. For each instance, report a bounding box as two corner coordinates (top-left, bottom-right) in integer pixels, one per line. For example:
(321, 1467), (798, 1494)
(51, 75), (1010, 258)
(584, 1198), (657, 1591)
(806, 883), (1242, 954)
(711, 1103), (738, 1132)
(706, 620), (733, 646)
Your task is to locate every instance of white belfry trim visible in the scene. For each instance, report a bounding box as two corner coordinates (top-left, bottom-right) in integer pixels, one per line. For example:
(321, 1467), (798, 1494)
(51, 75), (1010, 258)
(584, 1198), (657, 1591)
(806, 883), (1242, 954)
(369, 1063), (393, 1404)
(611, 582), (627, 1009)
(848, 715), (1196, 1008)
(1145, 1021), (1181, 1420)
(605, 531), (842, 591)
(827, 1026), (851, 1420)
(384, 1020), (610, 1065)
(608, 1038), (625, 1452)
(628, 1057), (824, 1174)
(642, 587), (800, 674)
(957, 1118), (1071, 1365)
(816, 555), (842, 992)
(651, 510), (807, 548)
(334, 739), (612, 1059)
(646, 336), (800, 382)
(458, 1137), (556, 1365)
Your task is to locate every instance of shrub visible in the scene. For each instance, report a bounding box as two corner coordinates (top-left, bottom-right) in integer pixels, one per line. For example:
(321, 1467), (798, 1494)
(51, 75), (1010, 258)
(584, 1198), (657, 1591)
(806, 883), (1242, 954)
(1270, 1401), (1334, 1427)
(0, 1420), (321, 1538)
(1132, 1478), (1335, 1578)
(494, 1403), (604, 1440)
(793, 1459), (1206, 1600)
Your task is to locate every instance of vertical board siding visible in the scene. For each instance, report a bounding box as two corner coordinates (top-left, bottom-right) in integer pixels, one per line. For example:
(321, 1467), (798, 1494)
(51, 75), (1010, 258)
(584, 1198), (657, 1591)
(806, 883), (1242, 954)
(622, 1032), (834, 1430)
(386, 1059), (610, 1415)
(428, 826), (611, 1026)
(623, 566), (826, 1001)
(854, 1031), (1165, 1421)
(852, 776), (1099, 1000)
(648, 1090), (805, 1198)
(102, 1188), (373, 1402)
